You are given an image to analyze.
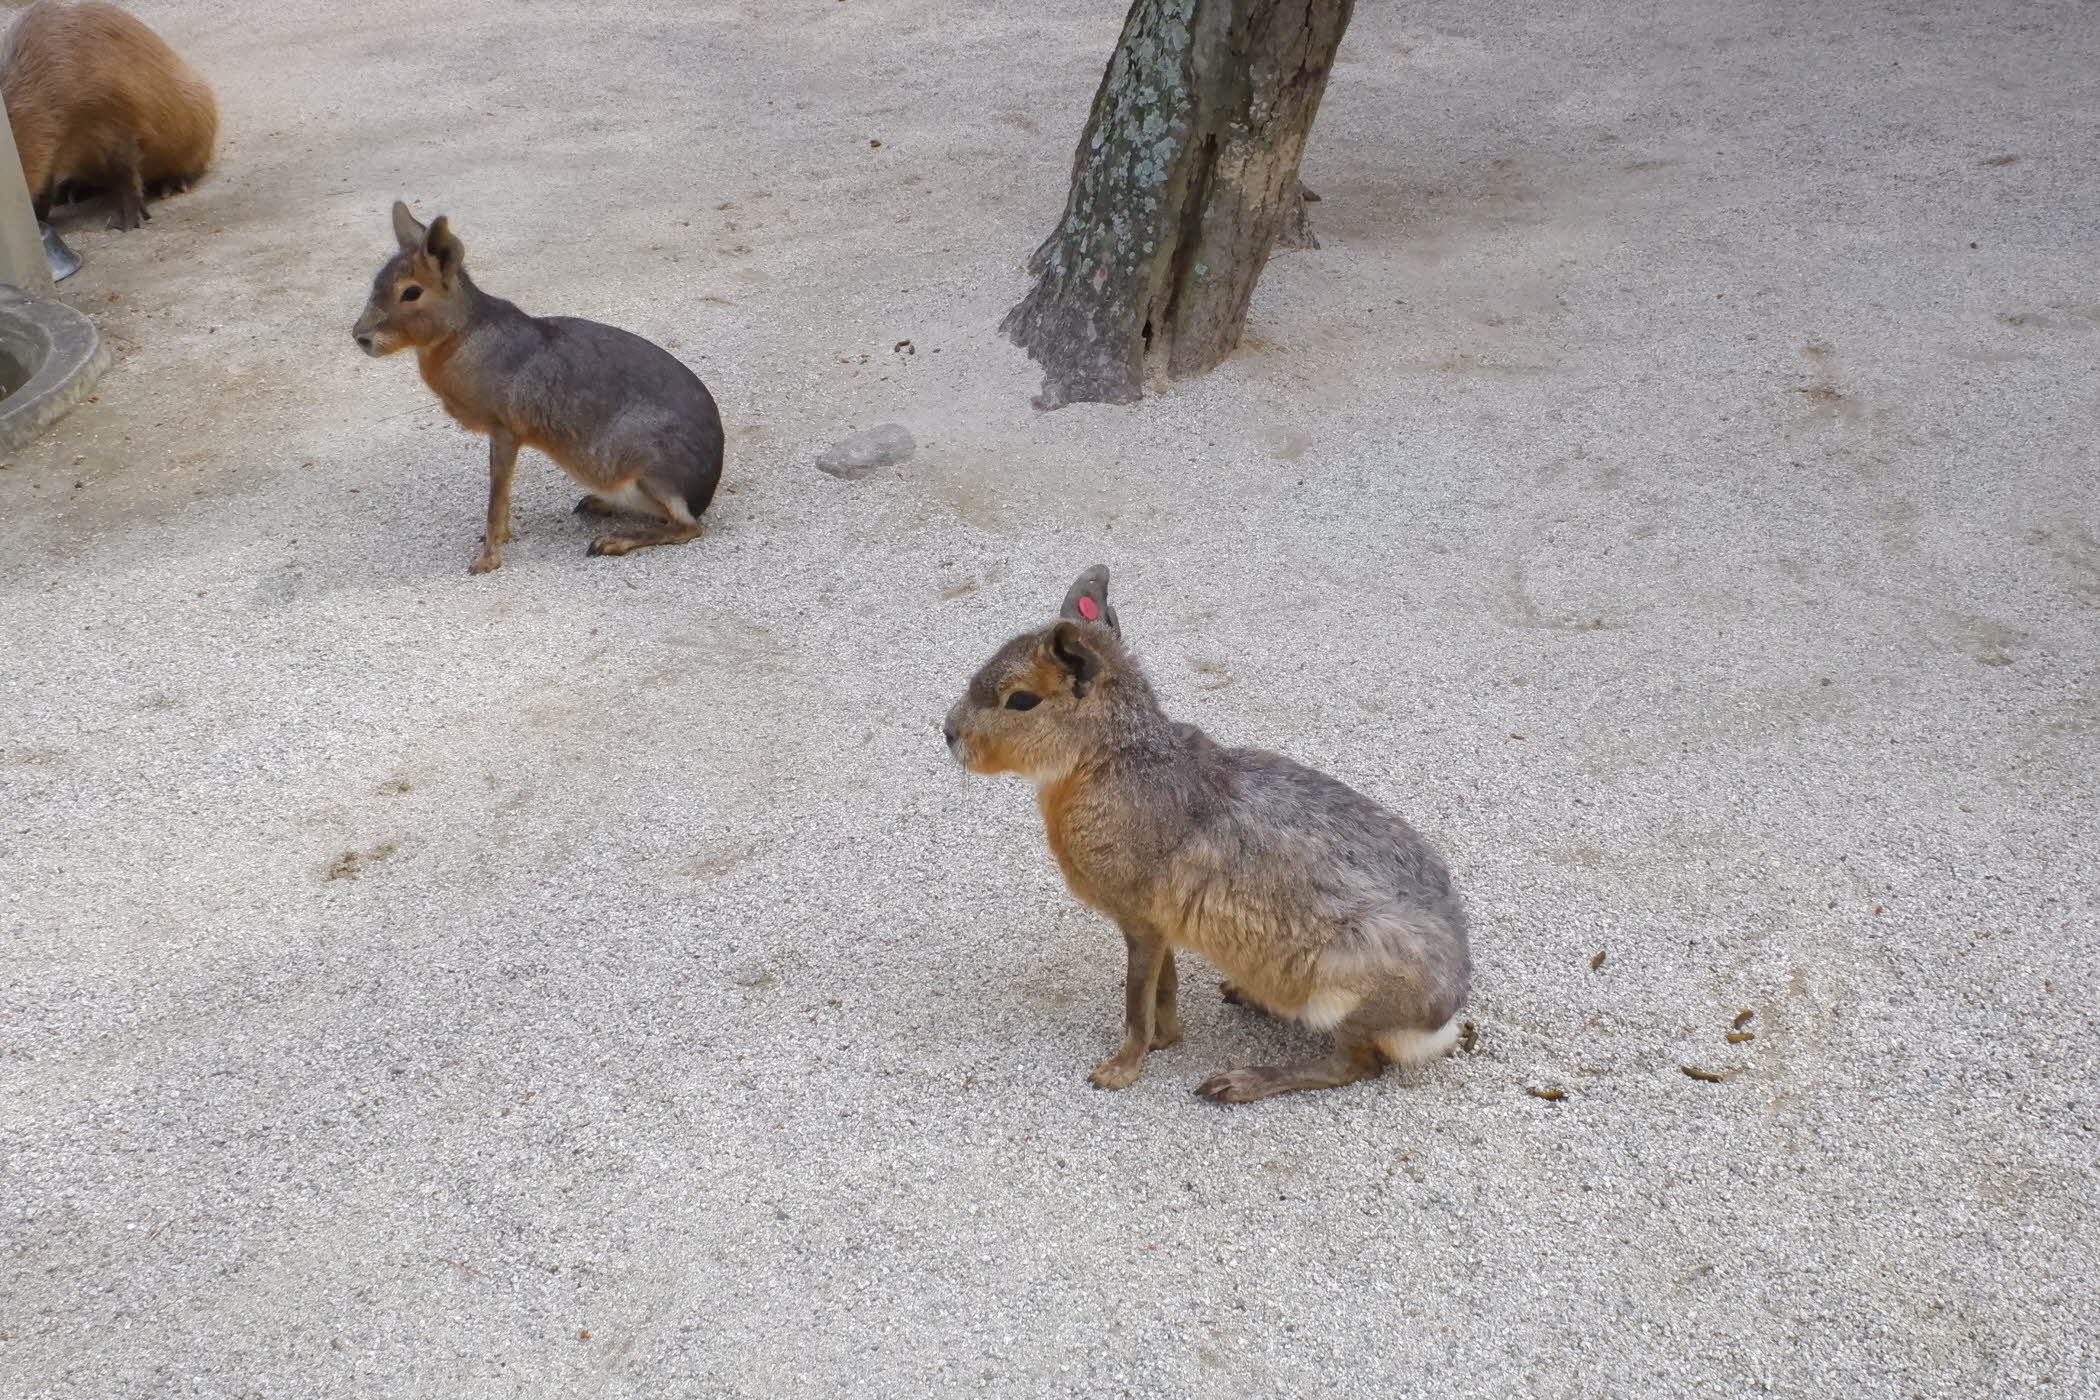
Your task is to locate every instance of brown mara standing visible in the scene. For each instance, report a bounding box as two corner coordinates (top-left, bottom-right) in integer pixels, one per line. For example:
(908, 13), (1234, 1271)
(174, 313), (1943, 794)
(945, 567), (1472, 1104)
(353, 202), (726, 573)
(0, 0), (218, 229)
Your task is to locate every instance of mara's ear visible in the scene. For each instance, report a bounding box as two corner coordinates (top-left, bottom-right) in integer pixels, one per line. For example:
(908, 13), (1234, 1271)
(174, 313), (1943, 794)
(1046, 620), (1102, 697)
(391, 200), (426, 251)
(1058, 564), (1120, 635)
(422, 215), (466, 287)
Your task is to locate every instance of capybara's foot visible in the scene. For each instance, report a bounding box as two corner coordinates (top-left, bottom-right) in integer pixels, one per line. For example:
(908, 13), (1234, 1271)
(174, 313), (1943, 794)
(108, 199), (147, 231)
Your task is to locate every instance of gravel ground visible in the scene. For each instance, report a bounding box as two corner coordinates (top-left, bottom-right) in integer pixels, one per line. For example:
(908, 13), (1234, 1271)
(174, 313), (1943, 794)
(3, 1), (2096, 1396)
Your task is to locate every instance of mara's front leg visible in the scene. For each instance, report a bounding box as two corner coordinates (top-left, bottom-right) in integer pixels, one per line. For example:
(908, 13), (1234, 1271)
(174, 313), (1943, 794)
(1090, 923), (1169, 1090)
(469, 430), (519, 574)
(1152, 947), (1182, 1048)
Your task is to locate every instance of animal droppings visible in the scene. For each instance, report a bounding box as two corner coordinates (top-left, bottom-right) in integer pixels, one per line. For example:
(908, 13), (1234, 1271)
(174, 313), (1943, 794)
(1681, 1065), (1741, 1083)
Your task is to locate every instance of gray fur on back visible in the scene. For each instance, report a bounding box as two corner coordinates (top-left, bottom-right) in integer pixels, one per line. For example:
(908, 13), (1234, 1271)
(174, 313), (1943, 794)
(439, 285), (723, 509)
(1062, 648), (1471, 1028)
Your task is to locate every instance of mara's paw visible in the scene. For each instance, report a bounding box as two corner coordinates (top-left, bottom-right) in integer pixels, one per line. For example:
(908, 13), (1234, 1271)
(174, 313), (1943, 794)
(587, 534), (638, 557)
(1089, 1056), (1143, 1091)
(1219, 980), (1246, 1005)
(573, 495), (618, 517)
(1196, 1066), (1288, 1104)
(467, 551), (503, 575)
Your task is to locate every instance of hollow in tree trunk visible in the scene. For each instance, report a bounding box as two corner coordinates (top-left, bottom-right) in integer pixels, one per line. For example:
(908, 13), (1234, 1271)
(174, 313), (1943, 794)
(1001, 0), (1355, 409)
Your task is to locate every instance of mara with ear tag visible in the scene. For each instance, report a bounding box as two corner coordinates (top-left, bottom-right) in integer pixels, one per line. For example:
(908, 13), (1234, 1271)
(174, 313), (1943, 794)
(944, 567), (1471, 1103)
(352, 200), (725, 574)
(1059, 563), (1120, 635)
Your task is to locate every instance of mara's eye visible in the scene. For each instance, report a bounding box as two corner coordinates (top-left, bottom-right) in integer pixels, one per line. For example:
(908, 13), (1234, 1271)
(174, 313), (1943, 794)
(1004, 691), (1041, 711)
(399, 285), (423, 302)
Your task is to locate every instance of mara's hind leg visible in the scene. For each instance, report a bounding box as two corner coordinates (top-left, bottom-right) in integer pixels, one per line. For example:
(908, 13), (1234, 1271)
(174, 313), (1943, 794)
(586, 481), (704, 557)
(1197, 992), (1464, 1104)
(1196, 1020), (1386, 1105)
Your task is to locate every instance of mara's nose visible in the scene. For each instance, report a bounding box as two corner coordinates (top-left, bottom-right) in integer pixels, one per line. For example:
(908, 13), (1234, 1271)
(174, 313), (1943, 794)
(942, 720), (959, 747)
(354, 333), (374, 352)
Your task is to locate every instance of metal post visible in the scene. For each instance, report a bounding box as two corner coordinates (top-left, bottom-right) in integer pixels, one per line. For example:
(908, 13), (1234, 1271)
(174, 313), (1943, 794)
(0, 110), (56, 293)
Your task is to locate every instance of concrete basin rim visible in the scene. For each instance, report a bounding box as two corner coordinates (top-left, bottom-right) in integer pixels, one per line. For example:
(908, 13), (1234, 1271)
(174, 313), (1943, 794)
(0, 283), (111, 455)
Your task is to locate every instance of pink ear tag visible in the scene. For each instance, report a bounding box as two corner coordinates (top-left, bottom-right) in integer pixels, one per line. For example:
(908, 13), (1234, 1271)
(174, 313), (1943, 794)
(1077, 596), (1100, 621)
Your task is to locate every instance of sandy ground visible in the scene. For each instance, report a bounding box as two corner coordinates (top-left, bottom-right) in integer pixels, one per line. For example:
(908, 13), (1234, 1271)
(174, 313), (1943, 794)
(3, 0), (2097, 1395)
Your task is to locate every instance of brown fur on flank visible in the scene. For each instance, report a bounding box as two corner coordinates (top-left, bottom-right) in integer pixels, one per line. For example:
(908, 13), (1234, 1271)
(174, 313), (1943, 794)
(353, 201), (726, 573)
(944, 566), (1472, 1103)
(0, 0), (217, 229)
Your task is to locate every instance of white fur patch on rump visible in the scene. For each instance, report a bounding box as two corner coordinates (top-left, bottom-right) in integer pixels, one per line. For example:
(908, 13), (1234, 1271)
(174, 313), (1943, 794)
(1375, 1015), (1462, 1065)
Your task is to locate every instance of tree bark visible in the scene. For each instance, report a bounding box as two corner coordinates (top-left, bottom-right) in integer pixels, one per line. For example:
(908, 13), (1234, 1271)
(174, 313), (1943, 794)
(1001, 0), (1354, 409)
(1274, 180), (1322, 252)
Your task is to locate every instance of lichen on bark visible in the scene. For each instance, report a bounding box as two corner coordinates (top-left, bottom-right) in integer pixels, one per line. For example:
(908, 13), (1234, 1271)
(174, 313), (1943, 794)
(1002, 0), (1354, 409)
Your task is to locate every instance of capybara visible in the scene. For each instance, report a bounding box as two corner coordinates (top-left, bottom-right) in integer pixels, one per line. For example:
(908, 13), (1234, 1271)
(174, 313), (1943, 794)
(0, 0), (217, 229)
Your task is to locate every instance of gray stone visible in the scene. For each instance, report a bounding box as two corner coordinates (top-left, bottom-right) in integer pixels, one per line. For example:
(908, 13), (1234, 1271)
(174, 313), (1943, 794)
(816, 421), (914, 479)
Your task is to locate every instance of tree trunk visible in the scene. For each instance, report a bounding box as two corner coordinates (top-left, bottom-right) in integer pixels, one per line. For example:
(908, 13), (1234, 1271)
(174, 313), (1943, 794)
(1274, 180), (1322, 252)
(1001, 0), (1354, 409)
